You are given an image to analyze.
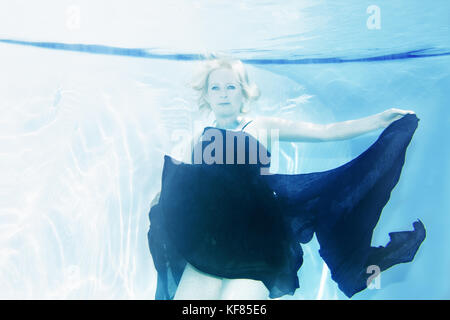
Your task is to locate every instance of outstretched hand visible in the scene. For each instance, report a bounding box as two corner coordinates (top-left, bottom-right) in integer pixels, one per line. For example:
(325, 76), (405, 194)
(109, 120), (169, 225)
(380, 108), (416, 128)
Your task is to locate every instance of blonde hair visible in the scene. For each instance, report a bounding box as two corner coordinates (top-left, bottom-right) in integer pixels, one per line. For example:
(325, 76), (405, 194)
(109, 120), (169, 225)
(191, 58), (260, 114)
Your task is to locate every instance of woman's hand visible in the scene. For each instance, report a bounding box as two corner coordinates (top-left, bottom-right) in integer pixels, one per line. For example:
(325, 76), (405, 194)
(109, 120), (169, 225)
(379, 108), (416, 128)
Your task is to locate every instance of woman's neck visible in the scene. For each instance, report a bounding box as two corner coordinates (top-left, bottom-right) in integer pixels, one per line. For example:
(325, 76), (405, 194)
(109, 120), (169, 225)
(215, 116), (243, 130)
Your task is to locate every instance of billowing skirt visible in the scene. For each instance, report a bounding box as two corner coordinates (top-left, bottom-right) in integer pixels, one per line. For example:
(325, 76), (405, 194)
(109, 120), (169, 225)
(148, 114), (426, 299)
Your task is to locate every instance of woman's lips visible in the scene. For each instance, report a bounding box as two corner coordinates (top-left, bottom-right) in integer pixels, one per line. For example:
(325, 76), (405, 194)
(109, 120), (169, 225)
(219, 102), (230, 106)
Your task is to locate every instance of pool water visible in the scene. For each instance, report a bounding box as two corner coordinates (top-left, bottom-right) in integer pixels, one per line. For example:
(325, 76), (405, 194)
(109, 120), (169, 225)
(0, 0), (448, 299)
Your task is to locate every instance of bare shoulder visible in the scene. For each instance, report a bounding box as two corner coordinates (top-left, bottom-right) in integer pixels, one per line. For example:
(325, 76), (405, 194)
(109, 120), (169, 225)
(240, 116), (272, 152)
(239, 116), (268, 140)
(240, 115), (274, 132)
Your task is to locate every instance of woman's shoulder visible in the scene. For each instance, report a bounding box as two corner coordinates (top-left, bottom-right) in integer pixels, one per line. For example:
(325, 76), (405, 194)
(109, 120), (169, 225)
(239, 115), (268, 133)
(238, 116), (272, 152)
(239, 116), (254, 130)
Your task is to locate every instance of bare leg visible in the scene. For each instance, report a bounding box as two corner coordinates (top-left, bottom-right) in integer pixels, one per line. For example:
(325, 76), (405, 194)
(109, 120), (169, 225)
(173, 263), (223, 300)
(220, 278), (269, 300)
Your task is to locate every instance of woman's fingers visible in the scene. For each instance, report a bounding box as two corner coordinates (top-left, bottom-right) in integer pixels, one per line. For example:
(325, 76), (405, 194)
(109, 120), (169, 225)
(391, 108), (415, 115)
(381, 108), (416, 128)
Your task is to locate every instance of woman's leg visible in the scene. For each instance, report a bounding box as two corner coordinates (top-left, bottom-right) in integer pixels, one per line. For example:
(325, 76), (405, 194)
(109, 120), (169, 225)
(173, 263), (224, 300)
(220, 278), (269, 300)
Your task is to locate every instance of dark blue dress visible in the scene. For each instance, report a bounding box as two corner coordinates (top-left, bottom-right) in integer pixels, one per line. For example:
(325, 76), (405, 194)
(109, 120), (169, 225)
(147, 114), (425, 299)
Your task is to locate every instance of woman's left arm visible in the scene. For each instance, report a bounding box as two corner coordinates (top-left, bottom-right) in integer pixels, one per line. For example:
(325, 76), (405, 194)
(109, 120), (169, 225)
(255, 108), (415, 142)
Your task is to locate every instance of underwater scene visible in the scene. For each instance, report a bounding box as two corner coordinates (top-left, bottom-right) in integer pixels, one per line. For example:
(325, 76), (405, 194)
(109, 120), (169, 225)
(0, 0), (449, 299)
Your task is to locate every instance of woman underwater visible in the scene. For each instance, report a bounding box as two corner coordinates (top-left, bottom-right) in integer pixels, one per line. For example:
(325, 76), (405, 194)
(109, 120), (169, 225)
(147, 58), (426, 300)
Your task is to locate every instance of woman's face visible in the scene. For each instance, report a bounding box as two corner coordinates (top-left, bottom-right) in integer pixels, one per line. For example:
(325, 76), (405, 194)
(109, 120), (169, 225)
(205, 68), (244, 120)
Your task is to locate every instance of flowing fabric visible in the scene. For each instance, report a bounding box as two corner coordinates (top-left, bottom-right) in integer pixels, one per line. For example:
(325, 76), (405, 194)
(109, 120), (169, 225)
(147, 114), (425, 299)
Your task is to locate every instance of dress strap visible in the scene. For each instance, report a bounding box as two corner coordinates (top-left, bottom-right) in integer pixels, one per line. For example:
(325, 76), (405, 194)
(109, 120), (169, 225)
(241, 120), (254, 131)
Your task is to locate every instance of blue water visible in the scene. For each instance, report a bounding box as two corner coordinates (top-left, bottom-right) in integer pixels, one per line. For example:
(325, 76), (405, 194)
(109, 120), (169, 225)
(0, 0), (448, 299)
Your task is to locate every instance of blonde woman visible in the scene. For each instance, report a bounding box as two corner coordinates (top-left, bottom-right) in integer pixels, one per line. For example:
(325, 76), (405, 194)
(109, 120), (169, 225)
(147, 58), (426, 300)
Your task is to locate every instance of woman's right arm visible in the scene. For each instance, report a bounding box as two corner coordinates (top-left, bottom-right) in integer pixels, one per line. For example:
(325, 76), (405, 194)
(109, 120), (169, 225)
(150, 191), (160, 207)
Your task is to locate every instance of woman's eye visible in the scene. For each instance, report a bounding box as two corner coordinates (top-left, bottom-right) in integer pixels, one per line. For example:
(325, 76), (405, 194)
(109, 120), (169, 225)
(227, 85), (236, 90)
(211, 86), (219, 91)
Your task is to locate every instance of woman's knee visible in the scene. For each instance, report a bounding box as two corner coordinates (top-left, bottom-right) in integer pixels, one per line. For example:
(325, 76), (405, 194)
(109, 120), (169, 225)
(174, 263), (223, 300)
(220, 279), (269, 300)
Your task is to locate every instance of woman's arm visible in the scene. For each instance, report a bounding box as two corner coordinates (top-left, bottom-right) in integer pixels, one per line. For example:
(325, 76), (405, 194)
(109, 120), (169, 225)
(254, 108), (415, 142)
